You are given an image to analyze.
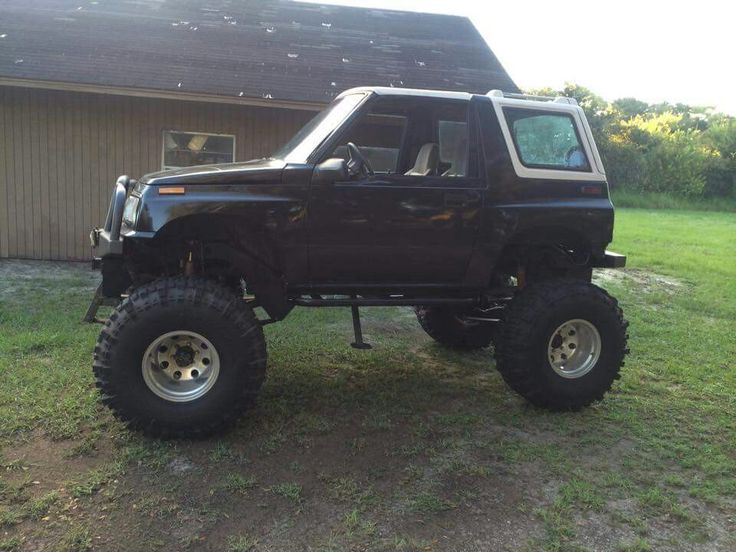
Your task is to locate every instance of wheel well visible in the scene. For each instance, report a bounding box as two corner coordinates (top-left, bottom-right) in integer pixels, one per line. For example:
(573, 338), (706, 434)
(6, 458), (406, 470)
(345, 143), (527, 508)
(495, 226), (593, 284)
(126, 215), (292, 319)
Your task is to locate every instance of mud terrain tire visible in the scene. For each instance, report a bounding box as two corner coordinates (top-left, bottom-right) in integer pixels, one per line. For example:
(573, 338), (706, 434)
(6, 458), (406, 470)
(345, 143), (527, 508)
(415, 307), (495, 350)
(93, 277), (266, 438)
(494, 281), (628, 410)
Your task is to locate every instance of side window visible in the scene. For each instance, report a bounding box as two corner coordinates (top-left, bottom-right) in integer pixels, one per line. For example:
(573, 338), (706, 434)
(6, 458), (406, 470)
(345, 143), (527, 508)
(503, 108), (591, 171)
(438, 120), (469, 177)
(330, 113), (408, 174)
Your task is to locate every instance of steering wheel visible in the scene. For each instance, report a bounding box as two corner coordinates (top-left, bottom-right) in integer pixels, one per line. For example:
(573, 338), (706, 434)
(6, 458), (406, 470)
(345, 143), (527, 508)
(565, 146), (586, 169)
(346, 142), (374, 176)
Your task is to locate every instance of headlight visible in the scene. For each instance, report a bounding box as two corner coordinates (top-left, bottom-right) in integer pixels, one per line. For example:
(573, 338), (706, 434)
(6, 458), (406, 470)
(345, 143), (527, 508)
(122, 195), (140, 226)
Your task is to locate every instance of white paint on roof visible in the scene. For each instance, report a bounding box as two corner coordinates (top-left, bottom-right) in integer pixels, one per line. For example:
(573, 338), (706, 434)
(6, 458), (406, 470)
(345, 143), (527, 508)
(338, 86), (473, 101)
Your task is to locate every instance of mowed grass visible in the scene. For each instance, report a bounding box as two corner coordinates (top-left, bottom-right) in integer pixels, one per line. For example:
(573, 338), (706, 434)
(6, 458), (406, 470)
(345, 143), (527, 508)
(0, 209), (734, 551)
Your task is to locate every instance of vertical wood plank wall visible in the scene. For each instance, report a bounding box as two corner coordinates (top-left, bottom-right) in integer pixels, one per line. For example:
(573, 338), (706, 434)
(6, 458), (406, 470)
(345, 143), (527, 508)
(0, 86), (314, 260)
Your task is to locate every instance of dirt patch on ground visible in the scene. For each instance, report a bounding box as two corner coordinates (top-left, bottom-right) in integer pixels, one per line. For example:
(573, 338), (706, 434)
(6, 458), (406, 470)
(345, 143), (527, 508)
(594, 268), (686, 295)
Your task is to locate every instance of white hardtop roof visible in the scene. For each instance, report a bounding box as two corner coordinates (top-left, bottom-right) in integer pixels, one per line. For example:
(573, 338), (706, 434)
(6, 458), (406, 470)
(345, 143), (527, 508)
(337, 86), (579, 107)
(337, 86), (475, 101)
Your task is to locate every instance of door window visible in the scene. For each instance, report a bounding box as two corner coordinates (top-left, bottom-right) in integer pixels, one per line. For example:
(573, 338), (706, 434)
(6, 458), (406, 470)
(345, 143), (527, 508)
(330, 113), (408, 174)
(438, 120), (469, 177)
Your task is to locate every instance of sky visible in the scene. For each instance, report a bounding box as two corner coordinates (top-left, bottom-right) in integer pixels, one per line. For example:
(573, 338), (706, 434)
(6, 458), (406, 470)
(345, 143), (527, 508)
(304, 0), (736, 114)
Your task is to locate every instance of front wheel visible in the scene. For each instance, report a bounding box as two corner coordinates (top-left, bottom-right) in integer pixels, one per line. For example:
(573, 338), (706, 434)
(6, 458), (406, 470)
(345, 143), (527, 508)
(93, 277), (266, 438)
(494, 280), (629, 411)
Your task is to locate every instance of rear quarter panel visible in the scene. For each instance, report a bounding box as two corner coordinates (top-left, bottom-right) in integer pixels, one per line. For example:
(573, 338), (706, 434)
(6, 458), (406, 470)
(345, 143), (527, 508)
(466, 96), (614, 287)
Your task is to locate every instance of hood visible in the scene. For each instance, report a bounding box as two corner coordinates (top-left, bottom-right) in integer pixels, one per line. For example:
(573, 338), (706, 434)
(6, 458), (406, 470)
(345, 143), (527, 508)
(140, 158), (287, 186)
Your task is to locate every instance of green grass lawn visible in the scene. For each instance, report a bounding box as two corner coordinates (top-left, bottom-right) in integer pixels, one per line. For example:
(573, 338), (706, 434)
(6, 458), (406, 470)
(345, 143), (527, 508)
(0, 208), (734, 551)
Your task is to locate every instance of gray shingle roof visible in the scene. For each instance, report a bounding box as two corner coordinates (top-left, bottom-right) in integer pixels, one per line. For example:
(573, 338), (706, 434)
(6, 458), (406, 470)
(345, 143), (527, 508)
(0, 0), (518, 104)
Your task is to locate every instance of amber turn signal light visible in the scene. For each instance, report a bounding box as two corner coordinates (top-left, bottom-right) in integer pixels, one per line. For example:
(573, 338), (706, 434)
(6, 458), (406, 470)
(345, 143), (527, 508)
(158, 186), (186, 195)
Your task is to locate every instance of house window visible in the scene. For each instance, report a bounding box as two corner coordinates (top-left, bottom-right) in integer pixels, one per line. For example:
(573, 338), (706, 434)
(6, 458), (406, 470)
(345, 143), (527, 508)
(162, 131), (236, 170)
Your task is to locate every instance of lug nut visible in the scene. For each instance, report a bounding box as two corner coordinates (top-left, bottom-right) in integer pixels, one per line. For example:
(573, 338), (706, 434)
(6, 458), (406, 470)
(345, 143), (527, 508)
(173, 371), (182, 380)
(161, 361), (169, 369)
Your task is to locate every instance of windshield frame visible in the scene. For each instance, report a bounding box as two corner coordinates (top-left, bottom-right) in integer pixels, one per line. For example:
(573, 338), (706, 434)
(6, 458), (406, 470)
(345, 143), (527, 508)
(272, 92), (370, 164)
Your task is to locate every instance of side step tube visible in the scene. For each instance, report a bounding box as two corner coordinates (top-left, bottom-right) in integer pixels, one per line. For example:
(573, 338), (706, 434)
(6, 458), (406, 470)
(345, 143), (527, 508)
(293, 295), (479, 350)
(292, 296), (478, 307)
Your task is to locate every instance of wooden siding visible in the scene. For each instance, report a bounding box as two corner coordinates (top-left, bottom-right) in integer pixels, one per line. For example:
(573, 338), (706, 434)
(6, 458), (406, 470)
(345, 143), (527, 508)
(0, 86), (313, 260)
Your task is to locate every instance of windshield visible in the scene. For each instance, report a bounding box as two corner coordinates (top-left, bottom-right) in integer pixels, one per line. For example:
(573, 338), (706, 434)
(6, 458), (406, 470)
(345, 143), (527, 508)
(272, 93), (367, 163)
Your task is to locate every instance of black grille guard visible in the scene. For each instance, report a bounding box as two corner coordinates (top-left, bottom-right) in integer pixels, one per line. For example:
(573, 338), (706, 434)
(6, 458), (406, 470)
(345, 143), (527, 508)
(104, 175), (131, 241)
(90, 175), (132, 256)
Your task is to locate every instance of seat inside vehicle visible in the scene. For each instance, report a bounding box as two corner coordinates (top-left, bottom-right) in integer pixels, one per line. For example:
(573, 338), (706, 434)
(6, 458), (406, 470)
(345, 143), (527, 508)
(405, 143), (439, 176)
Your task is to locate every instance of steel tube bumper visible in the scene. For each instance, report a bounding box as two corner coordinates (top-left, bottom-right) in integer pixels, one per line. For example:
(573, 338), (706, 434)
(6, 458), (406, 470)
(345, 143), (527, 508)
(93, 175), (130, 258)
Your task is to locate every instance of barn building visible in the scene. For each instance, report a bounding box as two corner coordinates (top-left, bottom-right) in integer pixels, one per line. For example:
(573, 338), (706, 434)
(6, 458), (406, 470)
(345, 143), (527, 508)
(0, 0), (517, 260)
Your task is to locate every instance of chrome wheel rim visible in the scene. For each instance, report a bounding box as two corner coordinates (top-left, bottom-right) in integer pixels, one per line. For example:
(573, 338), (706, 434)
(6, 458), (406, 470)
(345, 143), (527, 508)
(547, 319), (601, 379)
(142, 330), (220, 402)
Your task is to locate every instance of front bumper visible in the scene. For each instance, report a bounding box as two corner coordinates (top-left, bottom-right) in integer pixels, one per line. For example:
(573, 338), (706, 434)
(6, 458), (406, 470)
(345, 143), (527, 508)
(90, 227), (123, 258)
(91, 175), (130, 260)
(85, 176), (134, 322)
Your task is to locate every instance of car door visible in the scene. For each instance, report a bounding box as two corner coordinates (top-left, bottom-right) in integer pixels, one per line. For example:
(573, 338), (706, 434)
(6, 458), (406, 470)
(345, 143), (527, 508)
(307, 96), (484, 286)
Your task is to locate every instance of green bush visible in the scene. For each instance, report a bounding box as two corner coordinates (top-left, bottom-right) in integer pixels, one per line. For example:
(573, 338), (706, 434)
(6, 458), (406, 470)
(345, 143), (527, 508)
(703, 158), (734, 198)
(528, 84), (736, 200)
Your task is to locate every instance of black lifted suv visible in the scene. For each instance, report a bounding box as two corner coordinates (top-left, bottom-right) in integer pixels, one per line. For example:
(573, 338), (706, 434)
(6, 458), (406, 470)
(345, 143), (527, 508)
(87, 87), (629, 438)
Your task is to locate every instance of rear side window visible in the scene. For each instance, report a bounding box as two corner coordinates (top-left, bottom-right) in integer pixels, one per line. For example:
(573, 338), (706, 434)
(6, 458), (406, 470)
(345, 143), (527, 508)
(503, 108), (590, 171)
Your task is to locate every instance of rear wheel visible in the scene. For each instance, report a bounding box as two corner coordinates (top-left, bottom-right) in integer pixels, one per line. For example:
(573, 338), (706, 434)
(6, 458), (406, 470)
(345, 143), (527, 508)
(415, 306), (495, 350)
(93, 277), (266, 438)
(494, 280), (628, 410)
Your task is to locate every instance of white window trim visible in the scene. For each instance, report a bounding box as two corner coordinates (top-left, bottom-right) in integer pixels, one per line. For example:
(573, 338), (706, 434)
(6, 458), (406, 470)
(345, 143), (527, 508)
(490, 98), (606, 182)
(161, 130), (237, 170)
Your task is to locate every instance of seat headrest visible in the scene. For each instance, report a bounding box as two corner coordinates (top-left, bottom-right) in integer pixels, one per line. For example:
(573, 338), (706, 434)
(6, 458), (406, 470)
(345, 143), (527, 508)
(405, 143), (439, 176)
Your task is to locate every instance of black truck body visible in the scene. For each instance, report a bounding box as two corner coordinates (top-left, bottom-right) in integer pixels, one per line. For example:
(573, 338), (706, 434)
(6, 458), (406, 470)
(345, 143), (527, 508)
(91, 87), (623, 319)
(87, 87), (629, 438)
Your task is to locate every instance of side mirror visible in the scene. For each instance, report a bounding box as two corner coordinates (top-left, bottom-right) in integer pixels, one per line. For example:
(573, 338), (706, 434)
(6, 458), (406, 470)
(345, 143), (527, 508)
(313, 158), (349, 184)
